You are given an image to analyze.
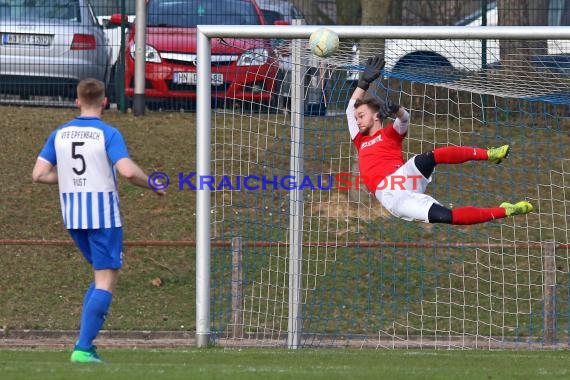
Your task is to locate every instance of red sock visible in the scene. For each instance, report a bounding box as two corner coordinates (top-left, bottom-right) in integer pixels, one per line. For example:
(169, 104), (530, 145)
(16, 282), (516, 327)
(451, 206), (507, 225)
(433, 146), (488, 164)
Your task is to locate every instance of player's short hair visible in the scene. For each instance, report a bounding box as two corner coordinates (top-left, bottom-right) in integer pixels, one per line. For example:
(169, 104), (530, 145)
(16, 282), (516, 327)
(77, 78), (105, 106)
(354, 95), (385, 120)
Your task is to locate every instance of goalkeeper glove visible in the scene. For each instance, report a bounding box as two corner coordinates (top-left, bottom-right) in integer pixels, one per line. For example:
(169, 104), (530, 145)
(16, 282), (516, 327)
(379, 99), (401, 119)
(357, 55), (385, 91)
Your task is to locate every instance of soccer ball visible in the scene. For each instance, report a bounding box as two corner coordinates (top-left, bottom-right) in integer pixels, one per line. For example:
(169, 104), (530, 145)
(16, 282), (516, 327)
(309, 28), (339, 58)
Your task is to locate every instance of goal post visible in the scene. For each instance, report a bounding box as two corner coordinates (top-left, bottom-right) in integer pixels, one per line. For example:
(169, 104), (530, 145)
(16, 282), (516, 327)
(195, 30), (212, 348)
(196, 25), (570, 349)
(287, 21), (306, 349)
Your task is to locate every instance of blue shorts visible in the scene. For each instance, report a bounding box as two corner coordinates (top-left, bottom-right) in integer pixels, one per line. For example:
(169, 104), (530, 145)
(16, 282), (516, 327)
(68, 227), (123, 270)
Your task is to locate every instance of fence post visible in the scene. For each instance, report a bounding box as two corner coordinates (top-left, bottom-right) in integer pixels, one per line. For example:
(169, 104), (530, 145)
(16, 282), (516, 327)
(133, 0), (147, 116)
(231, 236), (244, 338)
(543, 241), (556, 346)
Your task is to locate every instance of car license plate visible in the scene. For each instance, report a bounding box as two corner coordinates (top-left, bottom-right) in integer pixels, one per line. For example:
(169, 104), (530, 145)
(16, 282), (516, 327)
(173, 72), (224, 85)
(2, 33), (52, 46)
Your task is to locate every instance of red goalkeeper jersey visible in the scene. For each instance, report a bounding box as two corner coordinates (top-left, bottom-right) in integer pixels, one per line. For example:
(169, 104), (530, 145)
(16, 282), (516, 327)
(352, 125), (406, 192)
(346, 98), (407, 193)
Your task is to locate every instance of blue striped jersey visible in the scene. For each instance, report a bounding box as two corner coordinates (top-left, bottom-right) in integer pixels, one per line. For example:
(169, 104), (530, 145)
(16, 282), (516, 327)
(38, 116), (129, 229)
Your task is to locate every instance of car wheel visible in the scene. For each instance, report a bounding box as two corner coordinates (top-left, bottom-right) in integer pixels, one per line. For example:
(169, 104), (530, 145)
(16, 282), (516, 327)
(395, 53), (452, 72)
(106, 65), (118, 106)
(304, 67), (327, 116)
(272, 70), (289, 113)
(253, 72), (285, 114)
(106, 61), (129, 110)
(305, 101), (327, 116)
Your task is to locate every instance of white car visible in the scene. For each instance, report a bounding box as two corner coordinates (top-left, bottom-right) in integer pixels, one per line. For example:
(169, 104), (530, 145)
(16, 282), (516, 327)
(90, 0), (135, 67)
(90, 0), (135, 102)
(384, 1), (570, 73)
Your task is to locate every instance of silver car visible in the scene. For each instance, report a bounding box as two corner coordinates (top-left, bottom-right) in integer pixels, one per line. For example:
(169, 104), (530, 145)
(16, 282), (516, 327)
(0, 0), (111, 99)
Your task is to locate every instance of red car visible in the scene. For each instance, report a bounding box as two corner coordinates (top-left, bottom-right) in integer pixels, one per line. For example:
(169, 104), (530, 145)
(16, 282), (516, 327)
(119, 0), (278, 108)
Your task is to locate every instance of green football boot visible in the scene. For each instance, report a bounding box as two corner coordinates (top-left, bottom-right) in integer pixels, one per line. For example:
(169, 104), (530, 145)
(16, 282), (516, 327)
(70, 346), (103, 363)
(500, 201), (534, 217)
(487, 145), (510, 164)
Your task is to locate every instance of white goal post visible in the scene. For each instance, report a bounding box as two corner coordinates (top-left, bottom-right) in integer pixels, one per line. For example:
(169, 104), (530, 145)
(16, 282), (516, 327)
(195, 25), (570, 349)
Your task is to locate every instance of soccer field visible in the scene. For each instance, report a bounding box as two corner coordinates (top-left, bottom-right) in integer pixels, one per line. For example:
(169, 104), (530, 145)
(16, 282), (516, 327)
(1, 348), (569, 379)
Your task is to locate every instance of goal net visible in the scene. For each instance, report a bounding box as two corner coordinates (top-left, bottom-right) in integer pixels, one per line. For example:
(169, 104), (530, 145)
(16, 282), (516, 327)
(197, 25), (570, 349)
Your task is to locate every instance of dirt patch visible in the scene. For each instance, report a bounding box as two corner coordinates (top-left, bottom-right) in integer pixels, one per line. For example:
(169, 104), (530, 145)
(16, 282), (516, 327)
(310, 190), (390, 221)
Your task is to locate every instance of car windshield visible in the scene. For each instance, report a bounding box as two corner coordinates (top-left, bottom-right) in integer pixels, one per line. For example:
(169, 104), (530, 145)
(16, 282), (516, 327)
(0, 0), (80, 21)
(89, 0), (136, 17)
(147, 0), (260, 27)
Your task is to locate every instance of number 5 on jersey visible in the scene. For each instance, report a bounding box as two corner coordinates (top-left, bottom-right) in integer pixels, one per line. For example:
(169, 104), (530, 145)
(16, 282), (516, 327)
(72, 141), (86, 175)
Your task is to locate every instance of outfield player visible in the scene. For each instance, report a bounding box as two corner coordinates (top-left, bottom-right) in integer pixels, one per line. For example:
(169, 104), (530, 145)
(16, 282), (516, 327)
(32, 79), (165, 363)
(347, 55), (533, 224)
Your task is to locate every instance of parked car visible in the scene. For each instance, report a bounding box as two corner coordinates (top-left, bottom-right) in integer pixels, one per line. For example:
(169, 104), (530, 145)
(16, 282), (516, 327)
(384, 1), (570, 74)
(90, 0), (136, 103)
(115, 0), (279, 109)
(0, 0), (112, 100)
(90, 0), (135, 64)
(257, 0), (328, 115)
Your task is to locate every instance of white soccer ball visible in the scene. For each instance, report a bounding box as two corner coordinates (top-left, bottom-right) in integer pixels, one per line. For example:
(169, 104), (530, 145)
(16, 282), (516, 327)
(309, 28), (339, 58)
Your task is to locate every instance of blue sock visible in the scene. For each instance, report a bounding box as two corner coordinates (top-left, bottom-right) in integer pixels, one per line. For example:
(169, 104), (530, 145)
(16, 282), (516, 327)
(81, 282), (95, 317)
(76, 289), (113, 351)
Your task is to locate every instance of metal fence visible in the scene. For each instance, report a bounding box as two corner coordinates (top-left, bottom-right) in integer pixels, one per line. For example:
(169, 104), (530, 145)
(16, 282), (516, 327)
(0, 0), (567, 109)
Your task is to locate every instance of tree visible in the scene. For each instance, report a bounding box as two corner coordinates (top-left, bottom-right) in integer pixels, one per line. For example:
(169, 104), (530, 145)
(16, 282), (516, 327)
(528, 0), (549, 56)
(361, 0), (391, 26)
(335, 0), (361, 25)
(291, 0), (334, 25)
(358, 0), (392, 56)
(389, 0), (403, 26)
(497, 0), (547, 66)
(404, 0), (473, 26)
(348, 0), (392, 202)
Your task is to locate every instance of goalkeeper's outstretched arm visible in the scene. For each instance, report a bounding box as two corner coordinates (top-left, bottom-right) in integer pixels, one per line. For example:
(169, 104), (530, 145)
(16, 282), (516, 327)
(351, 55), (385, 101)
(391, 103), (410, 136)
(346, 55), (386, 139)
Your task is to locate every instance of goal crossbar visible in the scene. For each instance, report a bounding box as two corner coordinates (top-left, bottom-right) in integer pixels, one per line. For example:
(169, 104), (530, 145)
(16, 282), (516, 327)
(197, 25), (570, 40)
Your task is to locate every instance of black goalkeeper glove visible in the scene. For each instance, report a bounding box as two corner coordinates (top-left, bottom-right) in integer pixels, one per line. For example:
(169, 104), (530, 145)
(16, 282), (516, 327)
(357, 55), (385, 91)
(379, 99), (401, 119)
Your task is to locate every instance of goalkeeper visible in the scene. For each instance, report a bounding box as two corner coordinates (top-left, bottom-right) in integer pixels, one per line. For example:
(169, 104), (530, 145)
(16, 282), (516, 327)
(346, 55), (533, 225)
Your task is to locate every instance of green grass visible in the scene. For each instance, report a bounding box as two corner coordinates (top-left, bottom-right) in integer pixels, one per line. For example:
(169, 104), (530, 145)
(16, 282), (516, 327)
(0, 106), (199, 330)
(0, 94), (569, 343)
(1, 348), (570, 380)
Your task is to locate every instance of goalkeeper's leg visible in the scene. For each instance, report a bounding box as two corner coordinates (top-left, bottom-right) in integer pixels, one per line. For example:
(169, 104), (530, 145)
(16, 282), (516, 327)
(428, 203), (505, 224)
(414, 145), (510, 179)
(428, 202), (532, 225)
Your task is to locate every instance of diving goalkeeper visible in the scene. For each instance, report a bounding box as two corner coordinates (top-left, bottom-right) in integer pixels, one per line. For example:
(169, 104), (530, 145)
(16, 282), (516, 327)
(346, 55), (533, 225)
